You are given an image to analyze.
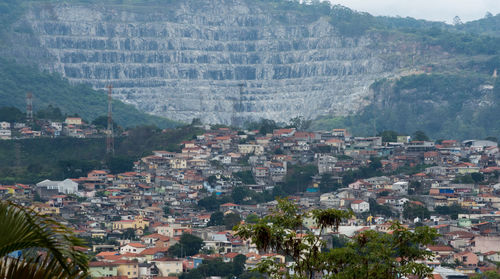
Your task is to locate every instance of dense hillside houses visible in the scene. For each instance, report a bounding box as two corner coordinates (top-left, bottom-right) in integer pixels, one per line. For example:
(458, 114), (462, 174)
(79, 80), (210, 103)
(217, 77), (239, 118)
(0, 115), (114, 139)
(2, 124), (500, 278)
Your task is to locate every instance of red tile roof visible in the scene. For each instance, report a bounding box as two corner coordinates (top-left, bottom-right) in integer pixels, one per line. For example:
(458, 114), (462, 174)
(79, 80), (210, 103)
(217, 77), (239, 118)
(224, 252), (240, 259)
(139, 247), (169, 255)
(220, 203), (238, 207)
(126, 243), (146, 248)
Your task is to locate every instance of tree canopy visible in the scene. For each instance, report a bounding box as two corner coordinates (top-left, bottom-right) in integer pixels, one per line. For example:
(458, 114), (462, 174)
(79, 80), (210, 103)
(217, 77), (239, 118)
(312, 73), (500, 140)
(0, 58), (179, 129)
(434, 204), (468, 220)
(0, 125), (203, 184)
(235, 199), (438, 279)
(36, 105), (65, 121)
(168, 233), (204, 258)
(413, 130), (430, 142)
(403, 202), (431, 220)
(223, 213), (242, 230)
(0, 106), (24, 123)
(207, 211), (224, 227)
(378, 130), (398, 143)
(179, 255), (248, 279)
(281, 164), (318, 194)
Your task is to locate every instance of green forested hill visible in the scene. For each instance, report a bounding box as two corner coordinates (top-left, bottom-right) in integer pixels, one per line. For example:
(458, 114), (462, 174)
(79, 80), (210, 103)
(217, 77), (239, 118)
(0, 58), (180, 128)
(458, 13), (500, 37)
(312, 72), (500, 140)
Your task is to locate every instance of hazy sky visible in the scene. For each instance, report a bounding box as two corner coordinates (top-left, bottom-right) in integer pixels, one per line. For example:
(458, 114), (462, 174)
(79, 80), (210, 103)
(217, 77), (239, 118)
(328, 0), (500, 23)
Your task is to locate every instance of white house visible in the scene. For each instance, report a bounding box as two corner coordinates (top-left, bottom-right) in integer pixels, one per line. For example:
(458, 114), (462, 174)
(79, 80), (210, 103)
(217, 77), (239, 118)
(0, 121), (10, 129)
(120, 243), (146, 254)
(392, 181), (409, 195)
(397, 198), (410, 208)
(351, 200), (370, 213)
(50, 122), (63, 131)
(36, 179), (78, 194)
(13, 122), (26, 129)
(0, 129), (11, 140)
(349, 180), (368, 190)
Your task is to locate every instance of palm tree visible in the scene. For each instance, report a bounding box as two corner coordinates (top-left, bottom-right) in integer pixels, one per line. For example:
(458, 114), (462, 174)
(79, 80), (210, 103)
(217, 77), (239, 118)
(0, 201), (88, 279)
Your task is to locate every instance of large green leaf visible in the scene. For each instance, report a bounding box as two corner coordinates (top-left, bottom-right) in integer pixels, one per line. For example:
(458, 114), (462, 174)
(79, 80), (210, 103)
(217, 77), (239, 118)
(0, 202), (88, 278)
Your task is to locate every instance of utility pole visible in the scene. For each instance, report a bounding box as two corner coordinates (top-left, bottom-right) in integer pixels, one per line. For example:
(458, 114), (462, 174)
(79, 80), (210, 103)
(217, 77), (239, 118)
(26, 92), (33, 122)
(106, 85), (114, 156)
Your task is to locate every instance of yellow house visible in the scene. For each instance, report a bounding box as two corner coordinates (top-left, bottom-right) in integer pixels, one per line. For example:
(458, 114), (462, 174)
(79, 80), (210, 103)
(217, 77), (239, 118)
(64, 117), (82, 125)
(30, 203), (60, 215)
(460, 200), (477, 207)
(91, 229), (107, 239)
(457, 168), (480, 174)
(456, 163), (480, 174)
(115, 260), (139, 279)
(447, 197), (459, 205)
(325, 139), (345, 150)
(113, 215), (149, 230)
(238, 144), (264, 155)
(170, 158), (187, 169)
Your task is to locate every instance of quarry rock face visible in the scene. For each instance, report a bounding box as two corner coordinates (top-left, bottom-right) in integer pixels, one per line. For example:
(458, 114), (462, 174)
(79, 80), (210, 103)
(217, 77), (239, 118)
(20, 0), (434, 125)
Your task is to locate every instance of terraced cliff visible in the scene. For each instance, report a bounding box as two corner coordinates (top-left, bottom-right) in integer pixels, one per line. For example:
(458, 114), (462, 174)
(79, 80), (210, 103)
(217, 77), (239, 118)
(8, 0), (448, 125)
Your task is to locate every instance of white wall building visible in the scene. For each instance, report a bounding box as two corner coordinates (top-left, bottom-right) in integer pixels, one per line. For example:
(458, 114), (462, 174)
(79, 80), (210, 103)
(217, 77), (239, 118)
(392, 181), (409, 195)
(0, 121), (10, 129)
(351, 200), (370, 213)
(0, 129), (11, 140)
(51, 122), (63, 131)
(36, 179), (78, 194)
(120, 243), (146, 254)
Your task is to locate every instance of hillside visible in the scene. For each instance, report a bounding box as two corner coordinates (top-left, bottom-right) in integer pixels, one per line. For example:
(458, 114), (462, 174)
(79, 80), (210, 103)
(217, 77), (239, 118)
(311, 71), (500, 140)
(458, 13), (500, 37)
(0, 0), (465, 125)
(0, 0), (499, 138)
(0, 125), (202, 184)
(0, 58), (180, 128)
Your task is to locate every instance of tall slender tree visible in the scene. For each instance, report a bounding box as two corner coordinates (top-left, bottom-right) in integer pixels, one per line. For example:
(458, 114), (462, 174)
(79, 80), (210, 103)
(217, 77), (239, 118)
(236, 199), (438, 279)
